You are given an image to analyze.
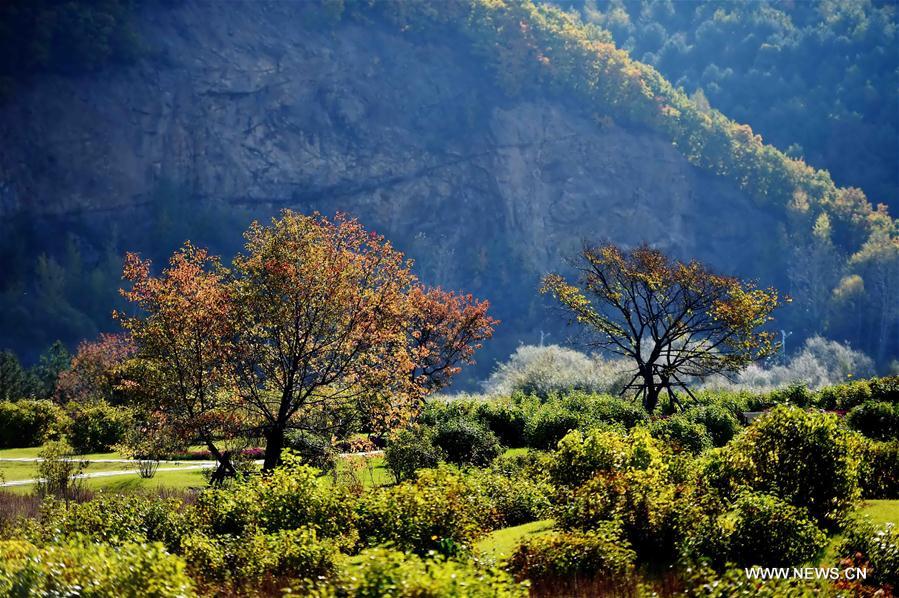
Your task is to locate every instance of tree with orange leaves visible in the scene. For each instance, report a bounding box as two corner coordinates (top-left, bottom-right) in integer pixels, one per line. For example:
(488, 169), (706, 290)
(116, 243), (246, 481)
(231, 211), (496, 470)
(541, 243), (780, 413)
(54, 333), (135, 405)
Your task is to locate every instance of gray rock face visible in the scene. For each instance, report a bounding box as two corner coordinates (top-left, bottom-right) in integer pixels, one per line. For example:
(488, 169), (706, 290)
(0, 1), (779, 382)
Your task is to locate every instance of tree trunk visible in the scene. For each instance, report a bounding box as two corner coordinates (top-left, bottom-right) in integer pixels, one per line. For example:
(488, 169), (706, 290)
(263, 426), (285, 471)
(641, 370), (660, 413)
(205, 441), (237, 485)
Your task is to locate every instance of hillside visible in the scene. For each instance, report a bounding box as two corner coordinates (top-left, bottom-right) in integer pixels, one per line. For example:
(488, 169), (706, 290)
(0, 0), (895, 379)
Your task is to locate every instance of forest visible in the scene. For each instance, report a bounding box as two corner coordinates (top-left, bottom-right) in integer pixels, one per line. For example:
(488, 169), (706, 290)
(0, 0), (897, 596)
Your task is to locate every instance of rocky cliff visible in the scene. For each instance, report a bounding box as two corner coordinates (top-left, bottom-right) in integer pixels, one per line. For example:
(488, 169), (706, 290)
(0, 1), (782, 381)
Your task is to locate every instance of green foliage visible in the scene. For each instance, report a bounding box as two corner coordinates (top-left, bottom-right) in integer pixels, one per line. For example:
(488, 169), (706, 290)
(0, 350), (33, 401)
(302, 547), (527, 598)
(194, 451), (354, 541)
(474, 400), (528, 447)
(384, 426), (444, 482)
(547, 427), (665, 489)
(857, 440), (899, 499)
(285, 430), (339, 472)
(846, 401), (899, 441)
(36, 439), (85, 500)
(649, 415), (713, 454)
(506, 522), (635, 582)
(0, 399), (62, 448)
(65, 401), (132, 454)
(524, 402), (583, 450)
(0, 538), (194, 597)
(837, 519), (898, 588)
(34, 494), (188, 550)
(432, 418), (502, 467)
(683, 404), (742, 447)
(696, 491), (826, 567)
(181, 526), (337, 584)
(703, 405), (860, 528)
(463, 468), (552, 528)
(356, 466), (484, 556)
(556, 467), (680, 561)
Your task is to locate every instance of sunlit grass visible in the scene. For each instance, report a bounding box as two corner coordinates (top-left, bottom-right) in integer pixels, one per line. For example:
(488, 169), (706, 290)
(476, 519), (555, 561)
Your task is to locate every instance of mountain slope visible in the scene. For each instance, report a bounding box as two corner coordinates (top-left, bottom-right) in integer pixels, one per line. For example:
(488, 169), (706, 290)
(0, 0), (894, 378)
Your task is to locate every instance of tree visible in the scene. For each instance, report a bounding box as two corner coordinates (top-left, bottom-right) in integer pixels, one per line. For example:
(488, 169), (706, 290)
(541, 243), (780, 413)
(31, 341), (71, 400)
(117, 243), (245, 482)
(54, 333), (135, 405)
(231, 211), (495, 470)
(406, 286), (496, 395)
(0, 350), (32, 401)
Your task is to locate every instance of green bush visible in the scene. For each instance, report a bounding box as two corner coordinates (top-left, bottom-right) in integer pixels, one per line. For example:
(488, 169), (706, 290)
(0, 538), (194, 597)
(836, 519), (898, 588)
(525, 403), (583, 450)
(846, 401), (899, 441)
(556, 467), (679, 561)
(548, 427), (666, 489)
(464, 468), (552, 528)
(714, 491), (826, 567)
(584, 395), (647, 429)
(384, 426), (444, 482)
(195, 451), (355, 542)
(684, 404), (742, 447)
(302, 547), (527, 597)
(507, 522), (635, 582)
(356, 466), (484, 555)
(433, 418), (502, 467)
(0, 399), (62, 448)
(649, 415), (712, 454)
(285, 430), (338, 472)
(814, 379), (873, 410)
(66, 401), (132, 453)
(869, 376), (899, 403)
(703, 406), (860, 528)
(857, 440), (899, 499)
(35, 494), (188, 550)
(680, 565), (838, 597)
(475, 400), (528, 447)
(181, 526), (337, 584)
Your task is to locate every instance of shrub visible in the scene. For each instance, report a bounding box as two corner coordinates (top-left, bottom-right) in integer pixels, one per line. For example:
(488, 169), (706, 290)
(857, 440), (899, 499)
(464, 468), (552, 528)
(681, 565), (838, 597)
(649, 415), (712, 454)
(303, 547), (527, 597)
(713, 491), (826, 567)
(556, 467), (679, 561)
(356, 466), (484, 555)
(524, 403), (583, 450)
(432, 418), (502, 467)
(66, 401), (132, 454)
(846, 401), (899, 441)
(181, 526), (337, 583)
(0, 399), (62, 448)
(35, 494), (188, 550)
(194, 451), (354, 542)
(815, 379), (874, 410)
(548, 427), (666, 489)
(475, 400), (528, 447)
(703, 406), (860, 528)
(507, 522), (635, 582)
(384, 426), (444, 482)
(836, 519), (898, 588)
(869, 376), (899, 403)
(583, 395), (647, 429)
(36, 439), (85, 500)
(0, 538), (194, 597)
(483, 344), (631, 397)
(285, 430), (338, 471)
(684, 404), (741, 447)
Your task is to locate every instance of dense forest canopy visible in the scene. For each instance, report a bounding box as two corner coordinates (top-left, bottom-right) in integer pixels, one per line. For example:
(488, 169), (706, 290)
(0, 0), (896, 378)
(559, 0), (898, 210)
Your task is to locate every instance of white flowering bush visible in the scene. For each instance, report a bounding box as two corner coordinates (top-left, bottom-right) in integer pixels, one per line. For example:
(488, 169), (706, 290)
(483, 345), (632, 397)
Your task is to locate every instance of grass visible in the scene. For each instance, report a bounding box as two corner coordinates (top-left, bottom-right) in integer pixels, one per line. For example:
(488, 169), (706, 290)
(0, 446), (123, 460)
(0, 460), (134, 482)
(859, 499), (899, 526)
(476, 519), (555, 561)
